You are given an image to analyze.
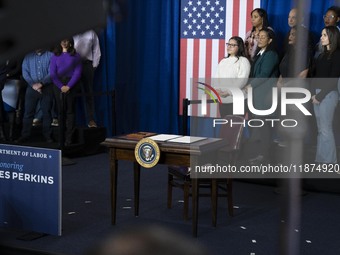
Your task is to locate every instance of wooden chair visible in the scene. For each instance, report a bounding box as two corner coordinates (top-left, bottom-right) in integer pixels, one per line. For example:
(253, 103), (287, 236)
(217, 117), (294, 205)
(167, 115), (244, 226)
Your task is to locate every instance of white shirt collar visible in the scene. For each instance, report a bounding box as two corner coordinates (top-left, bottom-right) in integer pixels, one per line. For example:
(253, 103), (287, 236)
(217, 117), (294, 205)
(257, 49), (265, 56)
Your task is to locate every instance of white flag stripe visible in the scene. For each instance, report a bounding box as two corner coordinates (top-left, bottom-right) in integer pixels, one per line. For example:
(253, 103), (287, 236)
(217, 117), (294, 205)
(225, 0), (234, 40)
(239, 0), (248, 38)
(211, 39), (221, 78)
(199, 39), (206, 79)
(198, 39), (207, 117)
(254, 0), (261, 10)
(186, 39), (194, 116)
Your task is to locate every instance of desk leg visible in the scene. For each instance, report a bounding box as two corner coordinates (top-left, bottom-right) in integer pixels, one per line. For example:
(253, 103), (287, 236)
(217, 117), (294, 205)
(192, 178), (198, 237)
(134, 162), (140, 216)
(211, 179), (217, 227)
(110, 148), (118, 225)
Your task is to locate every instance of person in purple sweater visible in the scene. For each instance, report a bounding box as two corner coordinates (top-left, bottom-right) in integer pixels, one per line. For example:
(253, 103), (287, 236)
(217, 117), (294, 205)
(50, 38), (82, 146)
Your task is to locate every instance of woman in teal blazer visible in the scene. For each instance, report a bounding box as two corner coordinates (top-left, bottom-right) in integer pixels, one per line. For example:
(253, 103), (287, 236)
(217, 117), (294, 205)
(244, 28), (279, 164)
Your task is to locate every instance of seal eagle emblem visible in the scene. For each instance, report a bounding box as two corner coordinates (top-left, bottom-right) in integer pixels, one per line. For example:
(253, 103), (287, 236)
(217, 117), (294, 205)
(134, 138), (160, 168)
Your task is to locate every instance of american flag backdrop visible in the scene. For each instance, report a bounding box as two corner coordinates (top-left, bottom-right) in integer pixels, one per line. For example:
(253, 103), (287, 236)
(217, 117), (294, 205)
(180, 0), (260, 117)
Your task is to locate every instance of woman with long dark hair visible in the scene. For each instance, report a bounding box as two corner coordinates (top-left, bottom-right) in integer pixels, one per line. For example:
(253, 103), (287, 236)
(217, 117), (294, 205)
(244, 8), (273, 62)
(214, 36), (250, 117)
(278, 26), (312, 83)
(311, 26), (340, 163)
(50, 38), (82, 146)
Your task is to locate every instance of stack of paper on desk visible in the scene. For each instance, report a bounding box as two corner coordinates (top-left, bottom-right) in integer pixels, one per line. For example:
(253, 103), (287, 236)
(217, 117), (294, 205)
(149, 134), (207, 144)
(148, 134), (182, 141)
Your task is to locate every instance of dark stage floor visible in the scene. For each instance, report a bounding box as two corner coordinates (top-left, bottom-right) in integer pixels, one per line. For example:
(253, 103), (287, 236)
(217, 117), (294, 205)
(1, 152), (340, 255)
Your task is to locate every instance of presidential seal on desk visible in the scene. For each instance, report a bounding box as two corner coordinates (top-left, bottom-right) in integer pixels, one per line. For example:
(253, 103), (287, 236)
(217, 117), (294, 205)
(134, 138), (160, 168)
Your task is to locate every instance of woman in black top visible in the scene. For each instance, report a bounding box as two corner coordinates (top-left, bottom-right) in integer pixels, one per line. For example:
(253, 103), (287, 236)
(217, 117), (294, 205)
(278, 26), (312, 82)
(310, 26), (340, 163)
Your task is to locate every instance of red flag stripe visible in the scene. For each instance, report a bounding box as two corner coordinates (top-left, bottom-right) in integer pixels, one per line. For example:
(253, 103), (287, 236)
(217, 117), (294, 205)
(232, 0), (241, 37)
(246, 0), (255, 32)
(205, 39), (213, 116)
(205, 39), (212, 78)
(219, 41), (225, 63)
(192, 39), (200, 116)
(179, 39), (188, 115)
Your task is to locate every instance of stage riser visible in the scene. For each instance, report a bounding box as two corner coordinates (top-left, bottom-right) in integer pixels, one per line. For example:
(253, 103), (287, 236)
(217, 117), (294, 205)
(1, 125), (107, 157)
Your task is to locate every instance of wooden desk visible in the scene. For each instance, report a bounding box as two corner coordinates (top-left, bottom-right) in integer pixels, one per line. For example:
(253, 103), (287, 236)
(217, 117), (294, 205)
(102, 136), (224, 237)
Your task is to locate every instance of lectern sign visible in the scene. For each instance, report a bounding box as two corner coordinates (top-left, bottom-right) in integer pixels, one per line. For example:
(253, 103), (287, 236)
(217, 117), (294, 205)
(134, 138), (160, 168)
(0, 144), (62, 236)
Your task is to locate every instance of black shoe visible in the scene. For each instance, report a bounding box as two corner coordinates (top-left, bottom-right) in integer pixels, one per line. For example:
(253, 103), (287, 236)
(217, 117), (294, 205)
(46, 137), (54, 143)
(64, 140), (72, 146)
(248, 155), (265, 165)
(15, 136), (29, 143)
(0, 126), (7, 142)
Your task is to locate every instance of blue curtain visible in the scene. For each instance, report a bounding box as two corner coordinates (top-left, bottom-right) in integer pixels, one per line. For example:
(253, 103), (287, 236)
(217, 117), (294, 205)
(112, 0), (180, 135)
(261, 0), (339, 49)
(90, 18), (117, 136)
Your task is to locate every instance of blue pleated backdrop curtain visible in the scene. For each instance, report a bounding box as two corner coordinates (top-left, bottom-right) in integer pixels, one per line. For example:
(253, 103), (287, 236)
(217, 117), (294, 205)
(93, 18), (116, 136)
(95, 0), (339, 137)
(261, 0), (339, 47)
(109, 0), (180, 135)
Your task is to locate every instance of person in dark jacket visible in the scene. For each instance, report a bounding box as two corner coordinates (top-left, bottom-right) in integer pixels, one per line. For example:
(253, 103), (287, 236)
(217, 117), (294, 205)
(243, 28), (279, 164)
(310, 26), (340, 163)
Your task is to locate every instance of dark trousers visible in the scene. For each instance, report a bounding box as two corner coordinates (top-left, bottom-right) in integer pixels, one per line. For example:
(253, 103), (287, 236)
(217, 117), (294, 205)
(80, 60), (95, 122)
(219, 99), (248, 118)
(21, 85), (53, 139)
(244, 116), (273, 160)
(219, 103), (233, 118)
(53, 84), (78, 143)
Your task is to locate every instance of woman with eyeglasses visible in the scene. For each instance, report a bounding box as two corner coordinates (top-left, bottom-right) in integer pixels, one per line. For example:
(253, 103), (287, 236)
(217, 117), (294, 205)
(213, 36), (250, 118)
(243, 28), (279, 165)
(323, 6), (340, 27)
(310, 26), (340, 163)
(315, 6), (340, 59)
(244, 8), (273, 62)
